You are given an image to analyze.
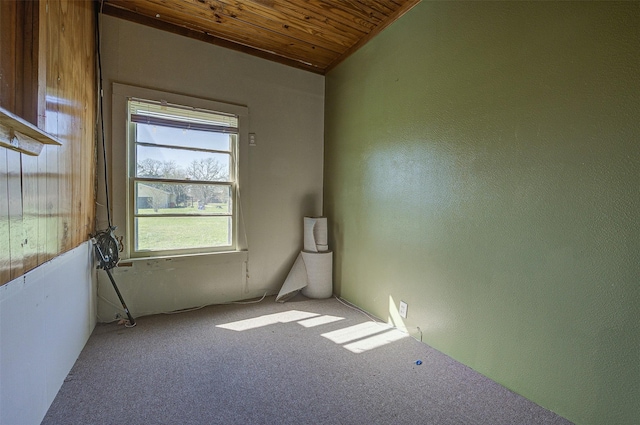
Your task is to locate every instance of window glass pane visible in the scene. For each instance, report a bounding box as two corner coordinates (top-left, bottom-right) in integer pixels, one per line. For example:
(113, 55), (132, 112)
(135, 182), (231, 215)
(136, 145), (230, 181)
(136, 123), (231, 151)
(135, 216), (232, 251)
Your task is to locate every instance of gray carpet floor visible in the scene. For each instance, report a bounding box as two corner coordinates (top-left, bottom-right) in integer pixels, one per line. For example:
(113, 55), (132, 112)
(42, 295), (573, 425)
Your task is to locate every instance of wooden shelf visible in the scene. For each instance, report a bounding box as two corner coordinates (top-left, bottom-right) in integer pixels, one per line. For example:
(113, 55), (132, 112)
(0, 106), (62, 156)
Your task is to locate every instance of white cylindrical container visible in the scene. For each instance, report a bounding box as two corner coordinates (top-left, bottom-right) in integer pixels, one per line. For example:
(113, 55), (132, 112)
(301, 251), (333, 299)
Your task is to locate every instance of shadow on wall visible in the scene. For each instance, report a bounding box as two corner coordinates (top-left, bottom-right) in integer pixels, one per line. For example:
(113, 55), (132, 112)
(302, 192), (320, 217)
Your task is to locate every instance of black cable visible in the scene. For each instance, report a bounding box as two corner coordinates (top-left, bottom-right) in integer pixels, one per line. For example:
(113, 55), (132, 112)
(91, 2), (135, 327)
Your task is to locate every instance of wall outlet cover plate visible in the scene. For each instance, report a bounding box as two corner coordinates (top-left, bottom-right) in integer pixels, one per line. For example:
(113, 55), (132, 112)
(399, 301), (408, 318)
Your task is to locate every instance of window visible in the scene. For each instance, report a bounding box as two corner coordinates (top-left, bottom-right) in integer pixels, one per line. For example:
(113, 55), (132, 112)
(127, 98), (239, 256)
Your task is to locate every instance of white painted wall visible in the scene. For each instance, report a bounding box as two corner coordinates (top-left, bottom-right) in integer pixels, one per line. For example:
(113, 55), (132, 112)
(97, 251), (248, 322)
(0, 242), (96, 425)
(96, 15), (325, 320)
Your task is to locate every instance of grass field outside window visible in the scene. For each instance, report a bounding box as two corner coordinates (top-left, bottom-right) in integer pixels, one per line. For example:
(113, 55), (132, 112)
(135, 203), (231, 251)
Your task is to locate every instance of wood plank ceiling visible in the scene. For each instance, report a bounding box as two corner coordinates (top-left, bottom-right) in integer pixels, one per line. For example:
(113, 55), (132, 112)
(101, 0), (420, 74)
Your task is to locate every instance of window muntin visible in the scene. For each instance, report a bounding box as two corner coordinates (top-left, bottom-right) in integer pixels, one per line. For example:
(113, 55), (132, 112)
(128, 98), (238, 256)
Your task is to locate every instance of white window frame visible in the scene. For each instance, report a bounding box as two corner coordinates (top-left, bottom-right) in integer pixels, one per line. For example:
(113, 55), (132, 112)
(111, 83), (248, 260)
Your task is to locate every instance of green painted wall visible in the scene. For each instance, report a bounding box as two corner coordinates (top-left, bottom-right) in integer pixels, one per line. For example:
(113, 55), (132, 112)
(324, 2), (639, 424)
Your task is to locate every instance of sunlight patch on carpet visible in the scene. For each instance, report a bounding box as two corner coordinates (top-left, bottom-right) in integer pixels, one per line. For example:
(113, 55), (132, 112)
(343, 329), (408, 353)
(216, 310), (319, 331)
(321, 322), (391, 344)
(217, 309), (407, 353)
(297, 315), (344, 328)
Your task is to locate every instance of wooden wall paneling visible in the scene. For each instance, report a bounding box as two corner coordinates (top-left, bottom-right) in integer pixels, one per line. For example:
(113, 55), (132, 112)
(36, 143), (47, 264)
(0, 1), (17, 284)
(44, 144), (58, 263)
(13, 1), (26, 117)
(80, 1), (96, 244)
(78, 0), (93, 246)
(44, 0), (96, 255)
(0, 1), (17, 112)
(67, 0), (79, 247)
(1, 0), (41, 123)
(70, 8), (81, 245)
(74, 0), (88, 246)
(56, 0), (72, 253)
(0, 149), (10, 283)
(20, 0), (44, 126)
(21, 4), (36, 267)
(7, 149), (24, 280)
(33, 0), (49, 268)
(15, 0), (44, 124)
(63, 0), (95, 247)
(20, 1), (44, 272)
(45, 0), (60, 261)
(0, 0), (97, 286)
(36, 0), (47, 129)
(21, 151), (40, 272)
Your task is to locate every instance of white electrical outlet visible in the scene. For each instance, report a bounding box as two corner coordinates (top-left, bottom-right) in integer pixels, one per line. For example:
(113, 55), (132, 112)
(399, 301), (408, 319)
